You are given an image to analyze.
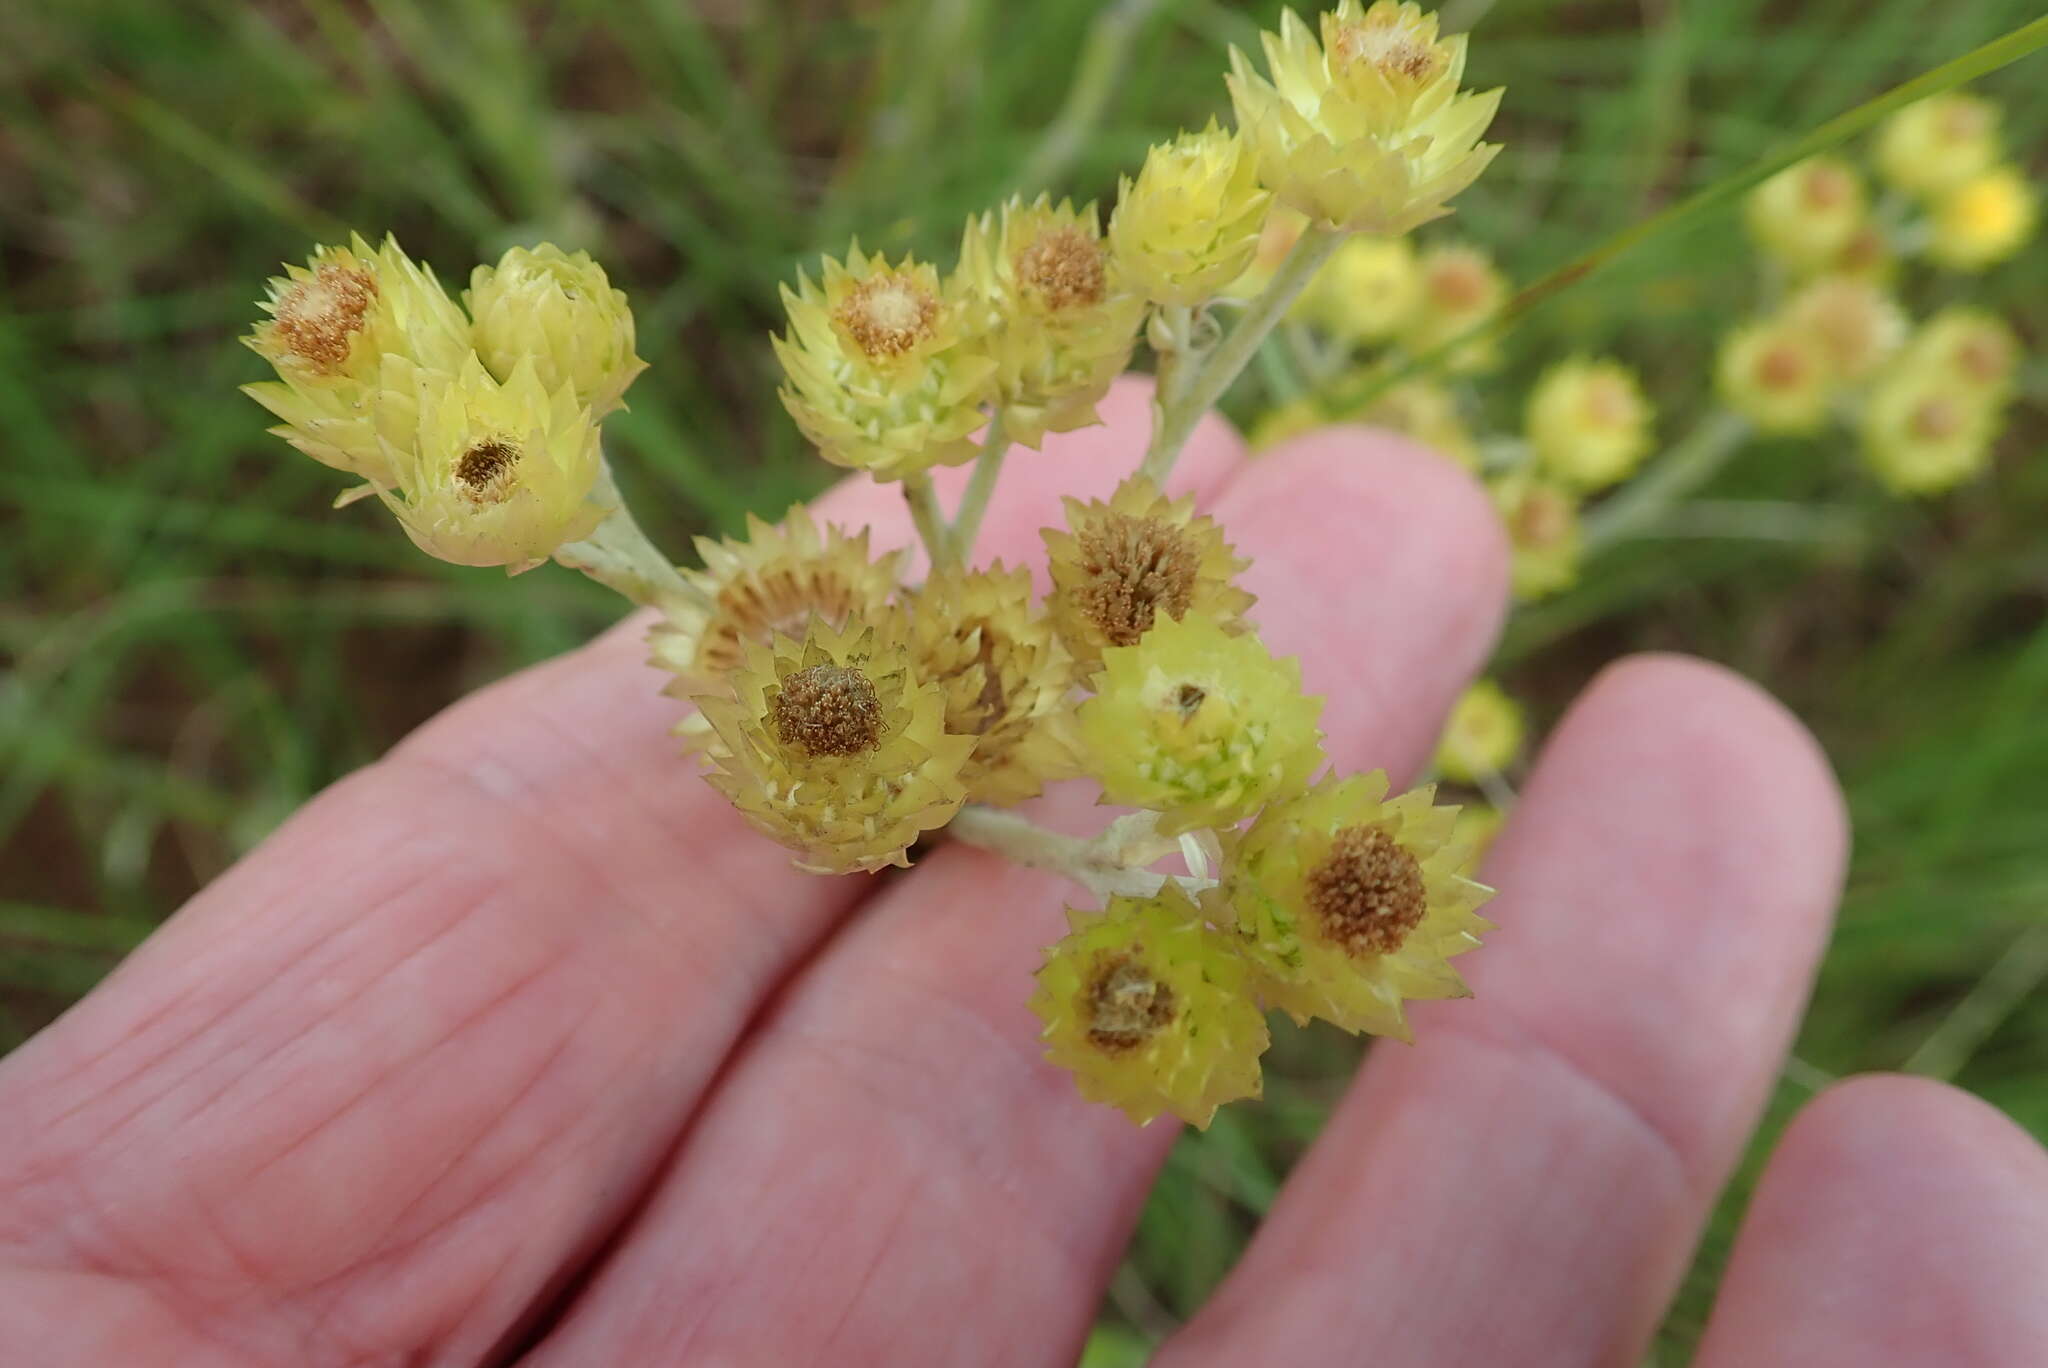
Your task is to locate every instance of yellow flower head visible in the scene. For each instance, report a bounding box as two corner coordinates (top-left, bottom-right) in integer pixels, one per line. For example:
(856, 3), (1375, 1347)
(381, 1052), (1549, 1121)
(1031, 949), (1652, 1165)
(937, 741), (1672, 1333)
(1222, 770), (1491, 1039)
(774, 245), (997, 480)
(1227, 1), (1503, 233)
(1031, 886), (1269, 1128)
(1905, 308), (2021, 397)
(1043, 476), (1256, 676)
(1524, 357), (1654, 491)
(1110, 122), (1274, 308)
(1292, 233), (1422, 343)
(242, 234), (472, 486)
(467, 243), (647, 418)
(1434, 678), (1525, 784)
(1928, 165), (2037, 272)
(692, 618), (973, 874)
(378, 355), (605, 573)
(1781, 276), (1907, 384)
(1716, 318), (1837, 436)
(1399, 242), (1505, 373)
(1077, 612), (1325, 835)
(1491, 473), (1582, 601)
(1744, 158), (1867, 275)
(648, 503), (905, 695)
(1858, 369), (1999, 497)
(901, 565), (1079, 806)
(959, 196), (1146, 447)
(1877, 93), (2002, 200)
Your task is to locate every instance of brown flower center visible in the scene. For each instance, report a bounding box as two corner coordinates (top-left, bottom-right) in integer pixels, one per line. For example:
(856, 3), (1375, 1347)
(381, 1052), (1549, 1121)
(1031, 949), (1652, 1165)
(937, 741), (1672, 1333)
(1307, 824), (1428, 958)
(1331, 21), (1443, 83)
(272, 263), (378, 374)
(835, 273), (938, 360)
(1015, 226), (1107, 312)
(1173, 683), (1207, 719)
(771, 663), (884, 757)
(1911, 397), (1963, 442)
(1757, 344), (1809, 391)
(1801, 164), (1852, 211)
(1956, 335), (2009, 385)
(1513, 487), (1572, 549)
(1084, 952), (1176, 1052)
(1074, 512), (1199, 646)
(1426, 256), (1489, 313)
(454, 439), (521, 505)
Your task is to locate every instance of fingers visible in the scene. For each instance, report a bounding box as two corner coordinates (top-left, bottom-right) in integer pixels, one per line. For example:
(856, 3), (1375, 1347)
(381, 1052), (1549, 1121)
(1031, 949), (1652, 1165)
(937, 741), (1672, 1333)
(527, 427), (1510, 1366)
(1694, 1075), (2048, 1367)
(1160, 655), (1849, 1367)
(0, 379), (1219, 1362)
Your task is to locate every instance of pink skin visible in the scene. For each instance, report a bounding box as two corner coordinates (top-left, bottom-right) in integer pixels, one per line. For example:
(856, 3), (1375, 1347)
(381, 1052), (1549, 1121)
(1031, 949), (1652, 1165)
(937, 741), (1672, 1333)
(0, 376), (2041, 1365)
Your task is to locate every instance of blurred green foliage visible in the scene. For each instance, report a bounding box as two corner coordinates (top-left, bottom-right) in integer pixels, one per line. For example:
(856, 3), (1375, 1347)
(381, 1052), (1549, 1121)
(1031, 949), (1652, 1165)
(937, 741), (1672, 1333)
(2, 0), (2043, 1360)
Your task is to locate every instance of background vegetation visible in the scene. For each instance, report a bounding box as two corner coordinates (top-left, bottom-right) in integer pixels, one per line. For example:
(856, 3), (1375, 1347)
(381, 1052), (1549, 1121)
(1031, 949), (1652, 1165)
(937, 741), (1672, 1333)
(2, 1), (2043, 1360)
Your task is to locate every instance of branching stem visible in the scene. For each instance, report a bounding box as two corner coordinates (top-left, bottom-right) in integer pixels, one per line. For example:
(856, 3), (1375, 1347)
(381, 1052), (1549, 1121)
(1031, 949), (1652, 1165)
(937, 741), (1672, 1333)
(946, 804), (1215, 903)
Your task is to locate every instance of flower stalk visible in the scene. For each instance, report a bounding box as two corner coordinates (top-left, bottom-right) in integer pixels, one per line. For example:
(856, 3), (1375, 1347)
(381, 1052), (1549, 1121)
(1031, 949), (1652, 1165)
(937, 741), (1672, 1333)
(949, 412), (1012, 562)
(1140, 224), (1344, 484)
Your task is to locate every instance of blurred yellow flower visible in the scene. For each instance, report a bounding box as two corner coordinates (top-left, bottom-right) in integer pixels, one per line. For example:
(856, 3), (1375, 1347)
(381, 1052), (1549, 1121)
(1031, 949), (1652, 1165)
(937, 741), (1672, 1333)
(1434, 678), (1525, 784)
(1524, 357), (1654, 491)
(1745, 158), (1867, 275)
(1928, 166), (2037, 272)
(1716, 319), (1837, 435)
(1876, 93), (2002, 200)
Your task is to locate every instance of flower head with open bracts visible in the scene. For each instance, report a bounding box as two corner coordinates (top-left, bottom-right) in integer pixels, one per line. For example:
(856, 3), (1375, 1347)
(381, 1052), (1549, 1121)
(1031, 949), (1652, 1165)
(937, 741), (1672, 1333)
(1227, 0), (1502, 233)
(1223, 770), (1492, 1039)
(1043, 476), (1256, 676)
(1859, 367), (1999, 497)
(959, 195), (1146, 447)
(378, 355), (605, 573)
(1110, 122), (1274, 308)
(1077, 612), (1325, 835)
(648, 504), (905, 695)
(242, 233), (472, 487)
(1032, 886), (1269, 1127)
(901, 565), (1078, 806)
(774, 245), (997, 480)
(693, 619), (973, 875)
(468, 243), (647, 418)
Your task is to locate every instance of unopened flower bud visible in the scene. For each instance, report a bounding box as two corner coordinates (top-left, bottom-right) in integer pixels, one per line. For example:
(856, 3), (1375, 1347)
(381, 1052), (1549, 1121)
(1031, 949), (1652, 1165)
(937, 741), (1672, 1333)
(467, 243), (647, 418)
(1110, 122), (1273, 307)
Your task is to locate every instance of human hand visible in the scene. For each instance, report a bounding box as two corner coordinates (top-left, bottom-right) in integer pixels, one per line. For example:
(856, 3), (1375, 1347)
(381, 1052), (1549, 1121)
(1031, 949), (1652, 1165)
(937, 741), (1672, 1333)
(3, 380), (2043, 1366)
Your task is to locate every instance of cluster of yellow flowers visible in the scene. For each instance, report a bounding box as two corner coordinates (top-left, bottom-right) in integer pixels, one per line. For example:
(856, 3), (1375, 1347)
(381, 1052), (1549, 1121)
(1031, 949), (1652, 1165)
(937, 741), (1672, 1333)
(1245, 86), (2033, 614)
(237, 0), (1509, 1129)
(1722, 93), (2032, 494)
(245, 238), (646, 573)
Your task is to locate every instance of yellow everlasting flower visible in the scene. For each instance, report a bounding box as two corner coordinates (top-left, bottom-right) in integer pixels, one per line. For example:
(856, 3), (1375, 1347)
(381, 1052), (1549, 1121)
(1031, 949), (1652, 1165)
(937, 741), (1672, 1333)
(1858, 370), (1998, 497)
(1524, 357), (1654, 491)
(648, 503), (904, 694)
(1223, 770), (1491, 1039)
(1293, 234), (1421, 343)
(1928, 166), (2037, 272)
(774, 245), (997, 480)
(1227, 1), (1502, 233)
(467, 243), (647, 418)
(693, 618), (973, 874)
(1716, 319), (1836, 436)
(1905, 309), (2021, 397)
(1876, 93), (2002, 201)
(1744, 158), (1867, 275)
(959, 196), (1146, 447)
(1399, 242), (1505, 373)
(1043, 476), (1255, 676)
(1109, 122), (1273, 308)
(1781, 276), (1907, 383)
(378, 355), (605, 573)
(1492, 474), (1582, 601)
(242, 233), (471, 486)
(901, 565), (1078, 806)
(1434, 678), (1524, 784)
(1077, 612), (1325, 835)
(1031, 886), (1268, 1128)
